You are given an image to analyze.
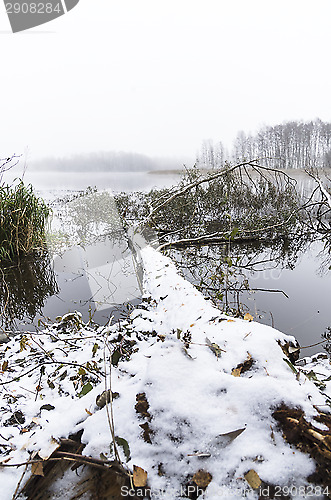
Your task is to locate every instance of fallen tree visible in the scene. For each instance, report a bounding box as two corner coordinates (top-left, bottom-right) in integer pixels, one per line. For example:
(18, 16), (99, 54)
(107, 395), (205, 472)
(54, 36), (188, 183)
(0, 247), (330, 499)
(115, 160), (310, 252)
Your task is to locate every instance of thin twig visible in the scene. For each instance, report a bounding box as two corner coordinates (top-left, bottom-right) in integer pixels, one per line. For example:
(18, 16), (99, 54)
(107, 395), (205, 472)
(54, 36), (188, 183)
(0, 360), (105, 386)
(103, 341), (122, 466)
(299, 339), (327, 350)
(250, 288), (289, 298)
(11, 452), (31, 500)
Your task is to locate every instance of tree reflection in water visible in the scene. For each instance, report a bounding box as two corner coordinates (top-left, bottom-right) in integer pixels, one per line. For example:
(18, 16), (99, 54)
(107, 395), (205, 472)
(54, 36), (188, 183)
(166, 232), (317, 318)
(0, 251), (58, 332)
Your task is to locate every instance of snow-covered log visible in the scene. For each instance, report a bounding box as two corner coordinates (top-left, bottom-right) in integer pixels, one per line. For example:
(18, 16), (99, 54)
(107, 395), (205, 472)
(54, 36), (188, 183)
(0, 248), (330, 499)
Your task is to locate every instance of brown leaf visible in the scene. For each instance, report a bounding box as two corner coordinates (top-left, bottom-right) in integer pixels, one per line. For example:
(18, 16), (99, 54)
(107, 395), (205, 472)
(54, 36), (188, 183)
(233, 353), (254, 376)
(192, 469), (212, 489)
(133, 465), (148, 487)
(31, 461), (44, 477)
(96, 390), (119, 409)
(244, 313), (253, 322)
(278, 340), (300, 363)
(135, 393), (151, 420)
(244, 469), (261, 489)
(1, 360), (8, 372)
(139, 422), (153, 444)
(232, 368), (242, 377)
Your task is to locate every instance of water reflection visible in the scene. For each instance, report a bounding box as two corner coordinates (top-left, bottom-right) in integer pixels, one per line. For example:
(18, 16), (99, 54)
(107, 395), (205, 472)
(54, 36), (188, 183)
(44, 233), (143, 324)
(168, 236), (313, 312)
(12, 170), (182, 194)
(0, 252), (58, 332)
(168, 236), (331, 356)
(1, 173), (329, 353)
(0, 189), (146, 333)
(43, 189), (144, 324)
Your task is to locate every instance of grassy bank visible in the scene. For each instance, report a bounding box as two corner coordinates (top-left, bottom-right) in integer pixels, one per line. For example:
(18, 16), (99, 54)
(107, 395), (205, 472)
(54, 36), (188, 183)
(0, 181), (50, 262)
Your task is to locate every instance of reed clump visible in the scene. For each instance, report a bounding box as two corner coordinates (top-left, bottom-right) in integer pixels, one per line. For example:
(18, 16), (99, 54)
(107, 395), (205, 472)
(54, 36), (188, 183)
(0, 181), (50, 262)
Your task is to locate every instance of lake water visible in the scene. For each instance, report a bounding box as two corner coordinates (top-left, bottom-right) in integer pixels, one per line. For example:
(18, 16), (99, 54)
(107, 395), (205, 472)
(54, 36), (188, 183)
(5, 169), (183, 196)
(7, 165), (329, 196)
(170, 239), (330, 357)
(243, 241), (330, 354)
(0, 168), (330, 357)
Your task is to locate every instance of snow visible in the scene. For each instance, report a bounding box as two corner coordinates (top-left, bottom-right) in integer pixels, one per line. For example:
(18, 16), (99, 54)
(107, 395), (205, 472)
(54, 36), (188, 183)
(0, 246), (330, 499)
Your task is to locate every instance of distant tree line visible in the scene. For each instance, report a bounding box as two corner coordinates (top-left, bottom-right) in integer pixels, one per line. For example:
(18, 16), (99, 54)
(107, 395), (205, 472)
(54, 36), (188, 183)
(30, 151), (178, 173)
(198, 119), (331, 169)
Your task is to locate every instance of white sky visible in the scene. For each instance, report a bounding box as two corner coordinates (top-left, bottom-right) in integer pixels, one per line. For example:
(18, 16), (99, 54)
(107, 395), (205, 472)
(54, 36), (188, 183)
(0, 0), (330, 164)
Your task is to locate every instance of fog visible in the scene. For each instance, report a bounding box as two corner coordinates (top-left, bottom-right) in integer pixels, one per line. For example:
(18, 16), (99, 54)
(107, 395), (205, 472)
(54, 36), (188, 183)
(30, 151), (187, 172)
(1, 0), (331, 164)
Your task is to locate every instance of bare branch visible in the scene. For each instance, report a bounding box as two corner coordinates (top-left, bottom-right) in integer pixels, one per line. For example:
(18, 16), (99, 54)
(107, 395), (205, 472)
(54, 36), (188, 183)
(157, 207), (299, 251)
(137, 160), (266, 229)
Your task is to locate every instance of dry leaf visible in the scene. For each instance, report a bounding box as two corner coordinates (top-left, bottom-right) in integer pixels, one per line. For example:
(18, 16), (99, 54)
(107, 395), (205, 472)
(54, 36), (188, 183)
(38, 437), (60, 460)
(232, 353), (254, 376)
(214, 427), (245, 447)
(244, 469), (261, 489)
(227, 319), (235, 322)
(190, 323), (195, 327)
(192, 469), (212, 489)
(182, 347), (194, 360)
(133, 465), (148, 487)
(244, 313), (253, 322)
(96, 389), (112, 408)
(206, 337), (224, 358)
(85, 408), (93, 416)
(278, 340), (300, 363)
(135, 393), (151, 419)
(31, 461), (44, 477)
(232, 368), (241, 377)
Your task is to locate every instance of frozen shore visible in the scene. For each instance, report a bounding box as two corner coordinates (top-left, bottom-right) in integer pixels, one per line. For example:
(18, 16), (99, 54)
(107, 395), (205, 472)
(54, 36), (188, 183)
(0, 247), (330, 499)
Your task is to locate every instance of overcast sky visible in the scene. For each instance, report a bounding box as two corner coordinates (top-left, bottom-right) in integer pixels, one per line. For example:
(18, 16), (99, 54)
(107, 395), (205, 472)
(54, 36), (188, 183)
(0, 0), (330, 165)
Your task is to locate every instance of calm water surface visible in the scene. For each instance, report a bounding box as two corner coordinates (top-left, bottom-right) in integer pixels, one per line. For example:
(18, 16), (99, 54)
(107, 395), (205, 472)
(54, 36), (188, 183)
(1, 169), (330, 356)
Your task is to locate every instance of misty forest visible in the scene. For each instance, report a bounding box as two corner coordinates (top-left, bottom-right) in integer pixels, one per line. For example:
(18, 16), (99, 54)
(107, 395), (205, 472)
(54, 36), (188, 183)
(0, 119), (331, 499)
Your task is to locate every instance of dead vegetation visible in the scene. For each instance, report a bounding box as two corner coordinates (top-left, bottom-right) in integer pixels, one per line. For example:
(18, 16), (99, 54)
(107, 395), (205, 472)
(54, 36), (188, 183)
(15, 431), (136, 500)
(273, 405), (331, 498)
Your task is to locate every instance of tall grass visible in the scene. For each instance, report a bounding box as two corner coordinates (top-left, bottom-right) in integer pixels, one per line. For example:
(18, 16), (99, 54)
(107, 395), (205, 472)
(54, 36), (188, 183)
(0, 181), (50, 262)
